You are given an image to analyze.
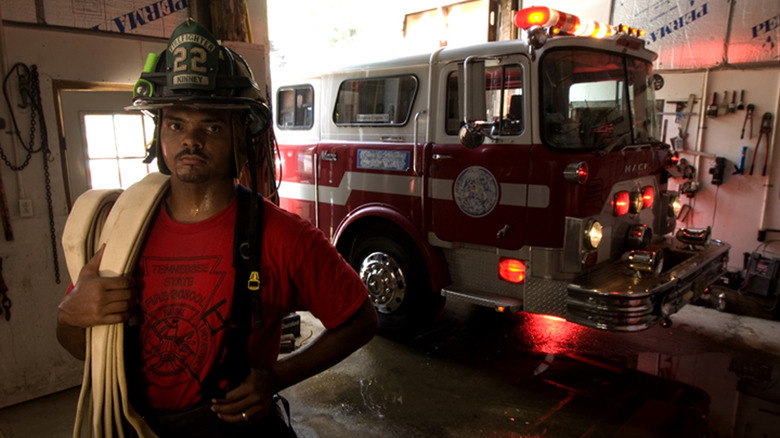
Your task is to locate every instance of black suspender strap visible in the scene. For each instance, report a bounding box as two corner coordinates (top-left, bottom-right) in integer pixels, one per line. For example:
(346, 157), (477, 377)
(200, 185), (264, 398)
(235, 185), (264, 330)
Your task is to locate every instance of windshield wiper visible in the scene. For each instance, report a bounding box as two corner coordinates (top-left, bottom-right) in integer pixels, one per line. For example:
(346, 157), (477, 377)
(598, 131), (632, 156)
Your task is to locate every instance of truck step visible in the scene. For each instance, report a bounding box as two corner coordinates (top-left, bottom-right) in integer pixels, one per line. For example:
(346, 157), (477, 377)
(441, 288), (523, 312)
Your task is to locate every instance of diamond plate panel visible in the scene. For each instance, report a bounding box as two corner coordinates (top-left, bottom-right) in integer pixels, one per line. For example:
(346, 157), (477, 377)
(443, 247), (523, 299)
(524, 277), (568, 316)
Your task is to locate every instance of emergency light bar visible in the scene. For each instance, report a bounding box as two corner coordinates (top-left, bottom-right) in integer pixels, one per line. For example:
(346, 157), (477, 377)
(515, 6), (645, 39)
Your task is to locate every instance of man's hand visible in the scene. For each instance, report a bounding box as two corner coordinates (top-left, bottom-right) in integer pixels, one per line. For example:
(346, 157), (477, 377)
(210, 368), (277, 424)
(56, 245), (138, 359)
(59, 245), (138, 328)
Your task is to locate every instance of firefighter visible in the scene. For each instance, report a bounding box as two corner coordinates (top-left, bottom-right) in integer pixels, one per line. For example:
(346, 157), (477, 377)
(56, 19), (377, 437)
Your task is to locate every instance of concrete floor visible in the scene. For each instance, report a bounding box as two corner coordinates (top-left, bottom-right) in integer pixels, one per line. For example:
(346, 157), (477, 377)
(2, 288), (780, 437)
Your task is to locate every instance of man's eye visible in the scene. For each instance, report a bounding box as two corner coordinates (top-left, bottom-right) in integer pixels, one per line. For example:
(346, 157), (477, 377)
(206, 125), (223, 134)
(168, 122), (181, 131)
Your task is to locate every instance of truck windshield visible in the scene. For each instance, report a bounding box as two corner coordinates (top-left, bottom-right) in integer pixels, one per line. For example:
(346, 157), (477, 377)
(541, 49), (657, 151)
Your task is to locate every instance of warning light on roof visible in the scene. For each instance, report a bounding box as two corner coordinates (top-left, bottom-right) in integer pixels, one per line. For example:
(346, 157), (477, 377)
(515, 6), (643, 39)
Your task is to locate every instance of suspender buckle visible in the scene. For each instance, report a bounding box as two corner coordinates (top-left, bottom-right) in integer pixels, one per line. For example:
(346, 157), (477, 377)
(248, 271), (261, 290)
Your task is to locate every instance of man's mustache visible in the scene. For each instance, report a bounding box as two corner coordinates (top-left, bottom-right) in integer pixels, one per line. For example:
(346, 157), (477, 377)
(175, 148), (209, 160)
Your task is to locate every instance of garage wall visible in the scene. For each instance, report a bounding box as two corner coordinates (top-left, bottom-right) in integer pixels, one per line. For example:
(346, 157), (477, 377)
(657, 68), (780, 270)
(0, 23), (166, 408)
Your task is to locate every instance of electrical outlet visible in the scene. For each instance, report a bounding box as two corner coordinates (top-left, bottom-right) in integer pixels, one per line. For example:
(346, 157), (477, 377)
(19, 199), (33, 218)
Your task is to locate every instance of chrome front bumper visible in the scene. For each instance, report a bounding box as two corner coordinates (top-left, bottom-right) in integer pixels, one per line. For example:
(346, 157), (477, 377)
(565, 239), (730, 331)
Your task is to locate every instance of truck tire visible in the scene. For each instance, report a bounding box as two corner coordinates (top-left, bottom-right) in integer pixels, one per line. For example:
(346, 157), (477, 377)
(349, 225), (444, 338)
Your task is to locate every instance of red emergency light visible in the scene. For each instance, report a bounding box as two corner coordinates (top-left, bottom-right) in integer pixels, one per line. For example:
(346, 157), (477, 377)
(613, 191), (631, 216)
(641, 186), (654, 209)
(499, 257), (526, 284)
(515, 6), (620, 38)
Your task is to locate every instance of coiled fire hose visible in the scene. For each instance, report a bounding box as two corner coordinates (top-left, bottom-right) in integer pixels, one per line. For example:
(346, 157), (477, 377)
(62, 172), (169, 438)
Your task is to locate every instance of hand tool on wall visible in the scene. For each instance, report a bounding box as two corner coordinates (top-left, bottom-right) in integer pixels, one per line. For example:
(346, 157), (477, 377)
(672, 94), (697, 150)
(0, 258), (10, 321)
(733, 146), (747, 175)
(729, 91), (737, 113)
(718, 91), (729, 116)
(749, 112), (772, 176)
(707, 92), (718, 117)
(0, 167), (12, 241)
(737, 90), (745, 110)
(741, 104), (755, 139)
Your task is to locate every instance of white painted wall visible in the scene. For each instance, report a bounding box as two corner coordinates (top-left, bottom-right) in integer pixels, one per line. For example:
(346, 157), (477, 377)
(657, 68), (780, 268)
(0, 24), (166, 408)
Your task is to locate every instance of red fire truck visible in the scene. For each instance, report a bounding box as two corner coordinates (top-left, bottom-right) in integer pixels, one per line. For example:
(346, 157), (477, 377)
(271, 7), (730, 335)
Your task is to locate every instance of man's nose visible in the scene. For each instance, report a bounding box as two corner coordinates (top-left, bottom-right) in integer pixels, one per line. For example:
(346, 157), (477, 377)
(181, 127), (205, 148)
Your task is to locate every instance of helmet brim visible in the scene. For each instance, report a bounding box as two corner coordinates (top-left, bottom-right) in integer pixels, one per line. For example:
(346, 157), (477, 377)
(126, 95), (267, 112)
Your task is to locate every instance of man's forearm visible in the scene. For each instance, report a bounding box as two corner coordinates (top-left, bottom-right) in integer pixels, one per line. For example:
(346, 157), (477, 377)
(272, 297), (377, 392)
(57, 321), (87, 361)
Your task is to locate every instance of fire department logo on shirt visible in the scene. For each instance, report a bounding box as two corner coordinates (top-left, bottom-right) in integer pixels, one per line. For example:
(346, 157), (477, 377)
(453, 166), (499, 217)
(139, 256), (228, 382)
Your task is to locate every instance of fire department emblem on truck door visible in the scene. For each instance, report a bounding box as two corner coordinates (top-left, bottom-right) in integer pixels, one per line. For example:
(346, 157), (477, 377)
(453, 166), (499, 217)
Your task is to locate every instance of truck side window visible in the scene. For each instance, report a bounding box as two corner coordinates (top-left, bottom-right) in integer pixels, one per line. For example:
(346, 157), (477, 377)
(333, 75), (418, 126)
(277, 85), (314, 129)
(445, 64), (525, 136)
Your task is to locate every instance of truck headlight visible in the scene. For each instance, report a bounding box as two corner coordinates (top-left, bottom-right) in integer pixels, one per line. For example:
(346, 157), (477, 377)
(584, 220), (603, 249)
(669, 193), (682, 218)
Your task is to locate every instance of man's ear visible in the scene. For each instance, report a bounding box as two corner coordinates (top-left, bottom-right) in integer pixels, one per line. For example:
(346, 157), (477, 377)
(245, 104), (271, 138)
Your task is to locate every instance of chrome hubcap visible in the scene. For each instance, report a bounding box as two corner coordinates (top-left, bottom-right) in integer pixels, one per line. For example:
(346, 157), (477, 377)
(359, 251), (406, 314)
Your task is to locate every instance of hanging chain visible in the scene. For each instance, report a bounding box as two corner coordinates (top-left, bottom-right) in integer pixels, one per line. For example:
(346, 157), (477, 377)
(0, 64), (42, 170)
(30, 66), (61, 284)
(0, 64), (60, 285)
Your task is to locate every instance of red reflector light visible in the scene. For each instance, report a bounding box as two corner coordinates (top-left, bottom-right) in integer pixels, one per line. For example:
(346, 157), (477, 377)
(564, 161), (589, 184)
(642, 186), (654, 209)
(613, 191), (630, 216)
(499, 258), (526, 284)
(577, 165), (588, 183)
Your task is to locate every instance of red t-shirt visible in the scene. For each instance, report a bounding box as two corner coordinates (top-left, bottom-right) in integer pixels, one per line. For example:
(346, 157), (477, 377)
(134, 195), (366, 410)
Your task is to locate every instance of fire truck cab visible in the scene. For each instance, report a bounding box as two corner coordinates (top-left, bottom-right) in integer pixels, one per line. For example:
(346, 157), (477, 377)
(272, 7), (730, 335)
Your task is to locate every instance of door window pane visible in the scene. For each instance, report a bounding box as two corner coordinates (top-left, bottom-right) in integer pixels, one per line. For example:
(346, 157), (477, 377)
(83, 113), (155, 189)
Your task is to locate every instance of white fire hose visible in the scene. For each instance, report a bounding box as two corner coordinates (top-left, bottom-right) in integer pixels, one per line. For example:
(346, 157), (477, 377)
(62, 172), (170, 438)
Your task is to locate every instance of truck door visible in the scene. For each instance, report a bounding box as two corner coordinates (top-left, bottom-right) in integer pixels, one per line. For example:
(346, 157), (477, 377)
(276, 82), (319, 224)
(429, 57), (535, 250)
(317, 74), (422, 240)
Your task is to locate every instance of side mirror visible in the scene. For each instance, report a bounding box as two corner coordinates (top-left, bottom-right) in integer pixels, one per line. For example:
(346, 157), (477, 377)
(459, 124), (485, 149)
(653, 73), (664, 91)
(459, 58), (487, 149)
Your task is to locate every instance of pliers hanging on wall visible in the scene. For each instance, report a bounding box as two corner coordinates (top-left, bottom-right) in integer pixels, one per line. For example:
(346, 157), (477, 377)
(749, 112), (773, 176)
(741, 104), (754, 139)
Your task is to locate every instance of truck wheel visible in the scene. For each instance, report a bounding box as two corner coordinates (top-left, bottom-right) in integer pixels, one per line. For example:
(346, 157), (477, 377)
(349, 226), (444, 337)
